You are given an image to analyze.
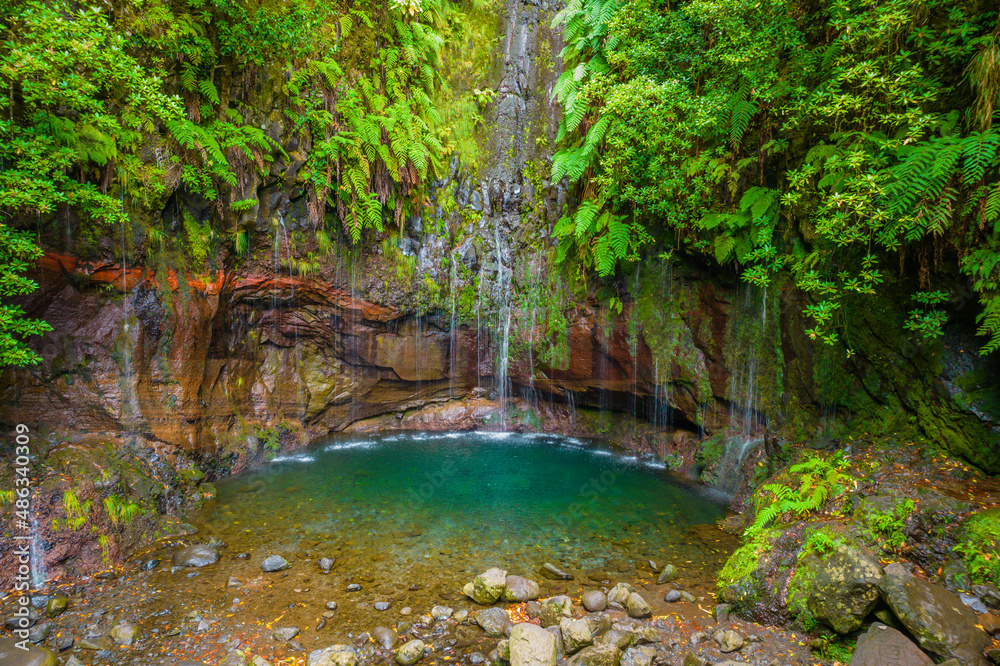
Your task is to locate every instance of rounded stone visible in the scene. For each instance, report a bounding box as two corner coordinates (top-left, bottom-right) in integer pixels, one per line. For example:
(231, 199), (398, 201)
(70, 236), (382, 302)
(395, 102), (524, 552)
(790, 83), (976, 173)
(261, 555), (290, 572)
(395, 639), (426, 666)
(171, 544), (219, 568)
(582, 591), (607, 612)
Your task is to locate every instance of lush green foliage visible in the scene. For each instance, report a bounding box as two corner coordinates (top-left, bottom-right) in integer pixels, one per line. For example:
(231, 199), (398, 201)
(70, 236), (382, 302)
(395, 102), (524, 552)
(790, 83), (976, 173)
(864, 498), (915, 550)
(1, 0), (459, 350)
(748, 452), (852, 535)
(0, 224), (51, 365)
(955, 509), (1000, 586)
(551, 0), (1000, 353)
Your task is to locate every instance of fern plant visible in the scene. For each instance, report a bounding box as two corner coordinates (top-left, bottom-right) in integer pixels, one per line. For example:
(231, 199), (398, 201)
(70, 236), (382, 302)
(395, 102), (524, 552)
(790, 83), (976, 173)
(747, 452), (852, 537)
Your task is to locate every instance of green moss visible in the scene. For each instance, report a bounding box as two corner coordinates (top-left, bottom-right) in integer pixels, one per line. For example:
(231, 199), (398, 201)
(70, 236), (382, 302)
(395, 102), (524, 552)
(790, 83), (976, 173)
(717, 529), (775, 589)
(178, 468), (205, 483)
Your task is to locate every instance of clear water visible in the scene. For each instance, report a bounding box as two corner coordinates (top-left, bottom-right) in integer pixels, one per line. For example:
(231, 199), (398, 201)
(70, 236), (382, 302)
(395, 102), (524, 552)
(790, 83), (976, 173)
(198, 431), (728, 582)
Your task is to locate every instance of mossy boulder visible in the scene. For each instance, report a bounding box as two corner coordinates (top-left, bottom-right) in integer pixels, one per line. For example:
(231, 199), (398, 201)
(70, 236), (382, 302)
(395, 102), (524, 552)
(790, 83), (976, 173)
(471, 567), (508, 604)
(789, 544), (883, 634)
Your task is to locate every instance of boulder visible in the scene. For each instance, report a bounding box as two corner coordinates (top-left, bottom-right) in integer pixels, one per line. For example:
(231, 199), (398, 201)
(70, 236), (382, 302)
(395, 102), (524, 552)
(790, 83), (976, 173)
(848, 623), (934, 666)
(540, 596), (574, 627)
(0, 638), (57, 666)
(599, 627), (634, 650)
(621, 646), (656, 666)
(560, 617), (594, 654)
(584, 614), (612, 639)
(273, 627), (300, 641)
(431, 606), (453, 621)
(712, 629), (743, 653)
(582, 591), (608, 612)
(472, 568), (508, 604)
(171, 544), (219, 567)
(607, 583), (634, 606)
(372, 626), (398, 650)
(395, 639), (426, 666)
(475, 607), (510, 637)
(110, 622), (141, 646)
(656, 564), (678, 584)
(878, 569), (991, 665)
(261, 555), (290, 572)
(799, 545), (884, 634)
(307, 645), (360, 666)
(625, 593), (652, 619)
(540, 563), (573, 580)
(44, 596), (68, 618)
(571, 643), (622, 666)
(504, 575), (541, 602)
(509, 623), (558, 666)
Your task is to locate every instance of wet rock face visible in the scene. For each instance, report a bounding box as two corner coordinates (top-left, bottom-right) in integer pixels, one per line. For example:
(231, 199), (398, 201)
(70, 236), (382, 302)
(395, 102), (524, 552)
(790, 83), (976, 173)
(0, 638), (57, 666)
(509, 623), (557, 666)
(877, 569), (991, 665)
(848, 623), (934, 666)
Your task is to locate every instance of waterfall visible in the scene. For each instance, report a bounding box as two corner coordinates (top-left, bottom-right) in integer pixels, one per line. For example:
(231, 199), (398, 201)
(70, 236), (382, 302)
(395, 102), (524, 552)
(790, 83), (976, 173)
(716, 436), (763, 496)
(448, 251), (459, 400)
(492, 223), (512, 430)
(715, 284), (777, 494)
(30, 512), (47, 590)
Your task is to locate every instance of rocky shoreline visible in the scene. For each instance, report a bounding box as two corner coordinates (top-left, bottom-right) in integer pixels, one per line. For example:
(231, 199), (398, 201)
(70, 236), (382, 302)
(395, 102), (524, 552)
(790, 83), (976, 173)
(0, 557), (821, 666)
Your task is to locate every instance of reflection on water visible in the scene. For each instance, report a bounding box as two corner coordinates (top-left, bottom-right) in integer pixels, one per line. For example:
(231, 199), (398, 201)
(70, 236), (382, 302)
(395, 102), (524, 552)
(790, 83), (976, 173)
(198, 431), (728, 580)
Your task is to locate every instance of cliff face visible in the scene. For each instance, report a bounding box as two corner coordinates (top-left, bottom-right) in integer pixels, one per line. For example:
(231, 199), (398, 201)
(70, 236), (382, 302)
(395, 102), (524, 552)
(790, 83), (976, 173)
(1, 0), (999, 479)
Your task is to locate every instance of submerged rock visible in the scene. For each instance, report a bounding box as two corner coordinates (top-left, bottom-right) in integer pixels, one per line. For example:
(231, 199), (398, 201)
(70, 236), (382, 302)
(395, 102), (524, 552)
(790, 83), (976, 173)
(431, 606), (453, 621)
(171, 544), (219, 567)
(540, 563), (573, 580)
(878, 569), (991, 665)
(656, 564), (678, 584)
(848, 623), (933, 666)
(395, 639), (426, 666)
(273, 627), (300, 641)
(261, 555), (290, 572)
(220, 650), (247, 666)
(509, 623), (557, 666)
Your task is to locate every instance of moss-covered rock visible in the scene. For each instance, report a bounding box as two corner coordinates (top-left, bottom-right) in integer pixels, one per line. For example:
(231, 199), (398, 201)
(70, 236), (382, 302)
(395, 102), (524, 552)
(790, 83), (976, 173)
(788, 544), (883, 634)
